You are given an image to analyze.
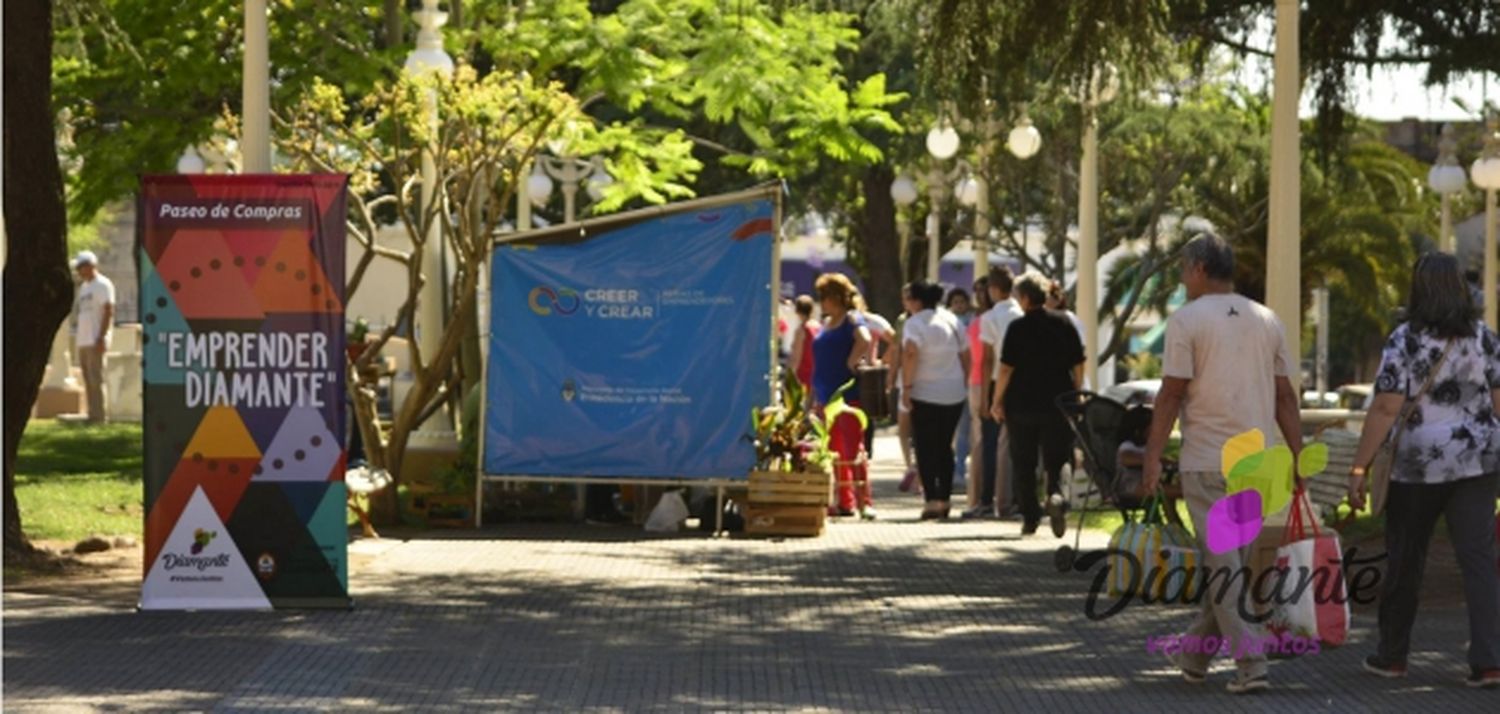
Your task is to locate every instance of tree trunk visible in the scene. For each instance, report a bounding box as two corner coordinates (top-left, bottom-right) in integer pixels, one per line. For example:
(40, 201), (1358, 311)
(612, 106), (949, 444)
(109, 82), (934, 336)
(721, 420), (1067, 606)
(4, 0), (72, 560)
(857, 164), (904, 320)
(383, 0), (403, 49)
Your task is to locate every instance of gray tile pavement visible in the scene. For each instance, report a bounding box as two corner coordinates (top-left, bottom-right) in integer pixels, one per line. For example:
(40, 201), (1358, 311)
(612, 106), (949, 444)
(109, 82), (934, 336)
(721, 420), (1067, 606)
(4, 432), (1496, 712)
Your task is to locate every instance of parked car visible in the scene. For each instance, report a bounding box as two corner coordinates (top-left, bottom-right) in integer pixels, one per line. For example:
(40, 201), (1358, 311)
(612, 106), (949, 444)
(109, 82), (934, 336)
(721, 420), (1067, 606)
(1300, 383), (1372, 437)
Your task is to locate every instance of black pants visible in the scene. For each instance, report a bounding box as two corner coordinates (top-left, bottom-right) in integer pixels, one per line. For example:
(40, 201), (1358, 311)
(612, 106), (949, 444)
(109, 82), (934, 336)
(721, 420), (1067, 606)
(980, 416), (1001, 508)
(1006, 412), (1073, 525)
(1377, 473), (1500, 671)
(911, 399), (965, 503)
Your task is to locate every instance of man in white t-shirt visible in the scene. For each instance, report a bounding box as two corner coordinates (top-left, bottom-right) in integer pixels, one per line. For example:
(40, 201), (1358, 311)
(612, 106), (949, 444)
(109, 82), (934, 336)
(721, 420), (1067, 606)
(72, 250), (115, 423)
(1143, 233), (1302, 695)
(967, 266), (1024, 518)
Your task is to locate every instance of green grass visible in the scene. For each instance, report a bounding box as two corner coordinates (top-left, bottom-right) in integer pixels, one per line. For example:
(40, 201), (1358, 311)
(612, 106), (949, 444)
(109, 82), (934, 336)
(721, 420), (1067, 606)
(1077, 499), (1194, 536)
(14, 420), (144, 542)
(15, 419), (368, 545)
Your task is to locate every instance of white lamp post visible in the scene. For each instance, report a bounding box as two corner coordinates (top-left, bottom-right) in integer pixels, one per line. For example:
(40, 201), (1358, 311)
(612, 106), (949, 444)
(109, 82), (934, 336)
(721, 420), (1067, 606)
(1473, 113), (1500, 331)
(242, 0), (271, 172)
(176, 147), (207, 174)
(891, 174), (918, 279)
(1077, 66), (1117, 389)
(527, 153), (613, 224)
(924, 119), (966, 282)
(1266, 0), (1302, 389)
(1429, 123), (1468, 253)
(404, 0), (454, 431)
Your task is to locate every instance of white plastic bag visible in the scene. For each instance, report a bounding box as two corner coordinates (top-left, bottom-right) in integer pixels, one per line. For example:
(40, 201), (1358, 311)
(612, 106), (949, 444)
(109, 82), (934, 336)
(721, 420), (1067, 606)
(644, 491), (690, 533)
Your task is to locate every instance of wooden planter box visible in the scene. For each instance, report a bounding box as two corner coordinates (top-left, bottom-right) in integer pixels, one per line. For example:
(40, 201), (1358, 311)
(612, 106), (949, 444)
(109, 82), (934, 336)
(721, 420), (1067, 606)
(745, 469), (831, 537)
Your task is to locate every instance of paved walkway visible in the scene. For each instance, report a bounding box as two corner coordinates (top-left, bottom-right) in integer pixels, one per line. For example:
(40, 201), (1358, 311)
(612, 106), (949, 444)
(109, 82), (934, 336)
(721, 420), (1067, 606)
(4, 432), (1496, 712)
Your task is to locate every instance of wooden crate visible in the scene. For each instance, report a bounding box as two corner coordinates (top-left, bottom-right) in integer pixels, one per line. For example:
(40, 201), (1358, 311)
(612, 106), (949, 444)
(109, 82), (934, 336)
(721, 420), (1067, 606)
(744, 504), (826, 537)
(747, 470), (831, 507)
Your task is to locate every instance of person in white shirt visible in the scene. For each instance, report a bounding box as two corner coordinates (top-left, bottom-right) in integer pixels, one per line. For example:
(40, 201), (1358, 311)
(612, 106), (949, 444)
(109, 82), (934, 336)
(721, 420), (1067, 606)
(900, 280), (970, 519)
(970, 266), (1024, 519)
(72, 250), (115, 423)
(1143, 233), (1301, 694)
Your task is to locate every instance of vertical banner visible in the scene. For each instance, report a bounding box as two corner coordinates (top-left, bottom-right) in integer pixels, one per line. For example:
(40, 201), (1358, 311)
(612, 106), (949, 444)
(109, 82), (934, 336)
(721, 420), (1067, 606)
(139, 175), (350, 610)
(484, 193), (775, 478)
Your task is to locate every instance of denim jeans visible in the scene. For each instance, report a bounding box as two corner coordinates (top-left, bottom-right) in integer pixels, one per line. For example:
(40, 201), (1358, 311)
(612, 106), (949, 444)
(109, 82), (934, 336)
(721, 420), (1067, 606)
(953, 399), (972, 483)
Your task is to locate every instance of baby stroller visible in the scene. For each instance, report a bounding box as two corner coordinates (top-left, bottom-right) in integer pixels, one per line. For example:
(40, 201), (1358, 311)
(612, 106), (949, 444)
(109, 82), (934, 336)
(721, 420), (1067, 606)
(1052, 390), (1182, 572)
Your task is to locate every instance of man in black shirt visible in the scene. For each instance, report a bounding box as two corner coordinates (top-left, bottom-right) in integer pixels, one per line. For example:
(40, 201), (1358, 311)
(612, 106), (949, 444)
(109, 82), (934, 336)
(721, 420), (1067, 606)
(989, 272), (1085, 536)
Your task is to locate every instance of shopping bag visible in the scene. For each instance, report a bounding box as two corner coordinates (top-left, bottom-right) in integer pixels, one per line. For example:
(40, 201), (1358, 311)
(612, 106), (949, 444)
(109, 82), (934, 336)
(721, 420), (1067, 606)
(1107, 495), (1179, 599)
(644, 491), (690, 533)
(1266, 489), (1350, 648)
(1161, 544), (1202, 603)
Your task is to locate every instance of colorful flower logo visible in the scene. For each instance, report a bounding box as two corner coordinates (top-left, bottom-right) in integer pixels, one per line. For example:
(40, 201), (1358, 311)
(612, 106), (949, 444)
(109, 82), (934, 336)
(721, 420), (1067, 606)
(1205, 430), (1328, 554)
(190, 528), (217, 555)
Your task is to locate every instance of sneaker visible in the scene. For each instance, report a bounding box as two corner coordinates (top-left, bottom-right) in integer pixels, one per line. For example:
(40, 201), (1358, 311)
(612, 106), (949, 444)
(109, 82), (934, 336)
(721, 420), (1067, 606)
(1363, 656), (1407, 679)
(898, 467), (918, 493)
(859, 505), (878, 521)
(1465, 668), (1500, 689)
(1021, 519), (1039, 536)
(1047, 494), (1067, 538)
(960, 506), (992, 520)
(1166, 651), (1206, 684)
(1225, 673), (1269, 694)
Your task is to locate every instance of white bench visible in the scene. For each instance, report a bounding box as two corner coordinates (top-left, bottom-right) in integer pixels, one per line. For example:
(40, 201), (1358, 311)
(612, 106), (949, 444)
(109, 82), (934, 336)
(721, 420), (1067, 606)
(1308, 428), (1357, 524)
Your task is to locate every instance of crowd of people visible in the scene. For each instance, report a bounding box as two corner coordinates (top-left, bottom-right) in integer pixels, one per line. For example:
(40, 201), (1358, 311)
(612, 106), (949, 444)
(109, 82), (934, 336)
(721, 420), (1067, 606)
(791, 265), (1086, 534)
(790, 234), (1500, 694)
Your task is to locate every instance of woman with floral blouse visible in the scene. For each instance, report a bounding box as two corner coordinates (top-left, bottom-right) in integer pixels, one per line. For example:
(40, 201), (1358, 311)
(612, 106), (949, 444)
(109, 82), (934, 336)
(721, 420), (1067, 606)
(1350, 252), (1500, 689)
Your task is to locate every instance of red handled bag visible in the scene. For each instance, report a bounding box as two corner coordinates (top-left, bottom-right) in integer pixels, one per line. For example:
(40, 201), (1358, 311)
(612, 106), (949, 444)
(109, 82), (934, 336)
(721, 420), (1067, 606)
(1266, 488), (1350, 648)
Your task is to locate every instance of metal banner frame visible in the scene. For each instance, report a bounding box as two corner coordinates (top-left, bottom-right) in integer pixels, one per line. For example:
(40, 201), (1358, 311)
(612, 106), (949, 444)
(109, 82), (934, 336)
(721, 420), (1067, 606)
(475, 184), (785, 533)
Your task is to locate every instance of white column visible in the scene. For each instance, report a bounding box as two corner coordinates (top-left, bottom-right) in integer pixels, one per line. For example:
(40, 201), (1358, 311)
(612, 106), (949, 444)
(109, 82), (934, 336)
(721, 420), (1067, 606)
(974, 174), (990, 281)
(1077, 113), (1100, 386)
(517, 163), (533, 230)
(1266, 0), (1303, 389)
(927, 164), (944, 283)
(417, 104), (442, 366)
(241, 0), (271, 173)
(926, 211), (941, 282)
(561, 177), (578, 224)
(404, 0), (455, 438)
(1314, 285), (1329, 395)
(1487, 188), (1497, 331)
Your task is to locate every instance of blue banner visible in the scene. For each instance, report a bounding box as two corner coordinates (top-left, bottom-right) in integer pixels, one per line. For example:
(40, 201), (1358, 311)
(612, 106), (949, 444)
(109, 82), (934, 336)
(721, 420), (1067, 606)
(484, 196), (775, 478)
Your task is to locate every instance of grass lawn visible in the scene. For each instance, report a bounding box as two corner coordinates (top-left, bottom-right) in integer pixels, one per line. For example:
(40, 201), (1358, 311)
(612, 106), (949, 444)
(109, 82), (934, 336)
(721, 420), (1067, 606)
(16, 419), (370, 545)
(15, 420), (143, 542)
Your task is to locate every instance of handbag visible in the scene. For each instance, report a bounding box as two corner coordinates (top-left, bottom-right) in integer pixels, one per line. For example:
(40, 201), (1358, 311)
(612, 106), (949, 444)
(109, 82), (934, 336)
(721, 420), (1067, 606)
(856, 365), (891, 422)
(1366, 338), (1454, 515)
(1107, 493), (1194, 600)
(1267, 488), (1350, 648)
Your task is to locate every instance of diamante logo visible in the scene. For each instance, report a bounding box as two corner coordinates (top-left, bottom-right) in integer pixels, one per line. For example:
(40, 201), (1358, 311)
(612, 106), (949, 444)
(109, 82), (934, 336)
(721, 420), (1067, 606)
(1204, 429), (1329, 554)
(190, 527), (217, 555)
(527, 286), (581, 316)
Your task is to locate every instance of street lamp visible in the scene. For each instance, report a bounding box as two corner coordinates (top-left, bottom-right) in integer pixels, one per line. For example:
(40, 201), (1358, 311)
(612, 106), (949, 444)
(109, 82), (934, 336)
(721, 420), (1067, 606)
(176, 147), (206, 174)
(1007, 114), (1043, 160)
(890, 175), (918, 280)
(529, 153), (614, 224)
(1472, 113), (1500, 330)
(927, 120), (961, 161)
(1076, 65), (1118, 389)
(1428, 123), (1468, 252)
(403, 0), (454, 433)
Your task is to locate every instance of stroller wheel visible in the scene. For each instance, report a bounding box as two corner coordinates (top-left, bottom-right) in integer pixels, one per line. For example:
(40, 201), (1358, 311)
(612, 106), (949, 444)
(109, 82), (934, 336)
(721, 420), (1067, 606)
(1054, 545), (1076, 573)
